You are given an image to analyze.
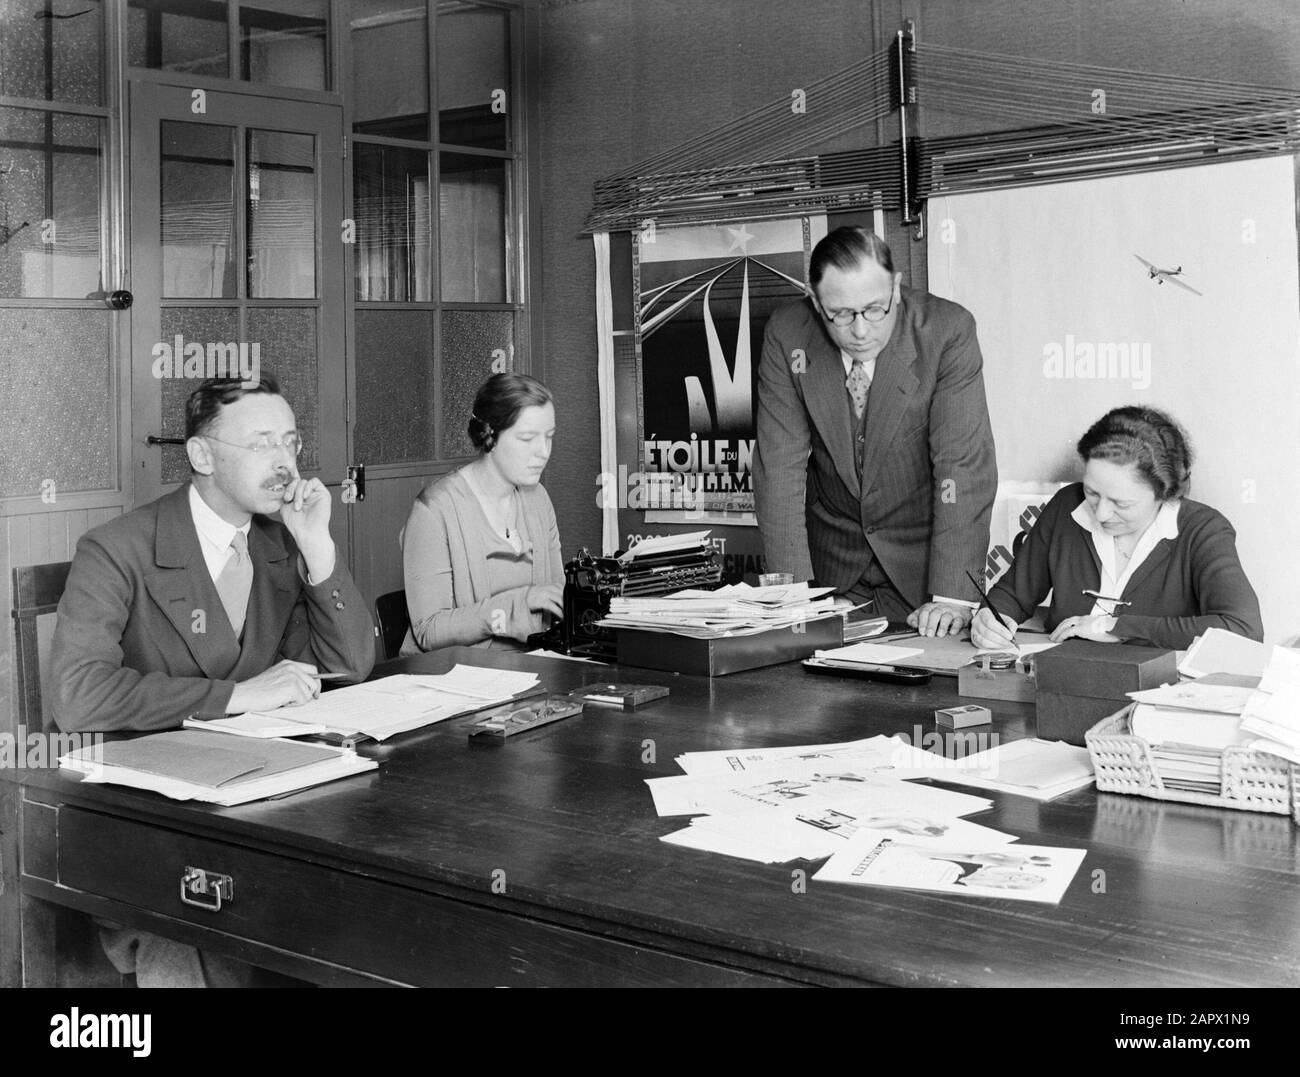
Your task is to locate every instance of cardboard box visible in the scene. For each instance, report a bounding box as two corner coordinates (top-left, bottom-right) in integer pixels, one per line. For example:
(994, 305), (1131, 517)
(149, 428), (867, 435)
(1033, 640), (1178, 745)
(616, 615), (843, 677)
(958, 655), (1036, 703)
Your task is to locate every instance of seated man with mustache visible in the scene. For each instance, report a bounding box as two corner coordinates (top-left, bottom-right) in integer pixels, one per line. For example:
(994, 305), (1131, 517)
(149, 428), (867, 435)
(50, 374), (375, 984)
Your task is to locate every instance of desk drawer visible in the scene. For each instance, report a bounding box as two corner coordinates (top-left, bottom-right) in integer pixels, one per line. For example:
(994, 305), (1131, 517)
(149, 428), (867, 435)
(52, 807), (783, 987)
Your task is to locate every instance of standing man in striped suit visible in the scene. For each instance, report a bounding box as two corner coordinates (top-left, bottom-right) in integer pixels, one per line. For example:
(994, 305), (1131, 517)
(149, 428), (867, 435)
(754, 227), (997, 636)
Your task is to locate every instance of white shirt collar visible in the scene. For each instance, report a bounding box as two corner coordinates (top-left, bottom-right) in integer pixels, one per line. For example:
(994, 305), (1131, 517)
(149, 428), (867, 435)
(839, 349), (878, 379)
(189, 483), (252, 582)
(1072, 496), (1180, 605)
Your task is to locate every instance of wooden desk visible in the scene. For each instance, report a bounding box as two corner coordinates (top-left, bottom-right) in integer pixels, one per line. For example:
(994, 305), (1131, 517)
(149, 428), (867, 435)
(14, 648), (1300, 987)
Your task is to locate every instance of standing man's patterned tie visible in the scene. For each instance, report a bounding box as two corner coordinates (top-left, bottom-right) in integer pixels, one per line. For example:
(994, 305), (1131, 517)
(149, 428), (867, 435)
(846, 359), (871, 420)
(216, 531), (253, 638)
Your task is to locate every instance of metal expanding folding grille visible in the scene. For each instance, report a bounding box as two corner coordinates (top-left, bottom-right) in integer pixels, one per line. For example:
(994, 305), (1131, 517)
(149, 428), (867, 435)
(584, 36), (1300, 233)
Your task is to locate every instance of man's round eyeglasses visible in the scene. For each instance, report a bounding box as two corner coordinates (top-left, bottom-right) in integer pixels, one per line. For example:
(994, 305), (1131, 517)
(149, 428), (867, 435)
(824, 291), (895, 327)
(204, 432), (303, 456)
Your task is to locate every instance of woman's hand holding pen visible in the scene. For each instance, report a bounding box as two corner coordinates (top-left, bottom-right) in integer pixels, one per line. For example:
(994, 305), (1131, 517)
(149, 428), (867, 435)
(971, 607), (1019, 651)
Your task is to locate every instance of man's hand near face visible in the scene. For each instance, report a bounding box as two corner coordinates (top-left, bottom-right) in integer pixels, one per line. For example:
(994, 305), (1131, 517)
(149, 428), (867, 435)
(277, 476), (336, 583)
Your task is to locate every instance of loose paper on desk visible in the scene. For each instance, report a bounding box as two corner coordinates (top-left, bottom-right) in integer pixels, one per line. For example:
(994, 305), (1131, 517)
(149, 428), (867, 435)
(871, 632), (1056, 673)
(813, 642), (924, 664)
(675, 735), (933, 776)
(661, 808), (1016, 865)
(525, 648), (598, 663)
(183, 713), (328, 739)
(1179, 627), (1273, 679)
(890, 739), (1095, 801)
(240, 665), (539, 741)
(812, 832), (1087, 905)
(646, 762), (992, 820)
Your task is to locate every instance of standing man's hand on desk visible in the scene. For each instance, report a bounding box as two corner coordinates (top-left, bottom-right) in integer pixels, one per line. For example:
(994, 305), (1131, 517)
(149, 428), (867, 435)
(908, 601), (973, 637)
(971, 607), (1019, 650)
(227, 660), (324, 713)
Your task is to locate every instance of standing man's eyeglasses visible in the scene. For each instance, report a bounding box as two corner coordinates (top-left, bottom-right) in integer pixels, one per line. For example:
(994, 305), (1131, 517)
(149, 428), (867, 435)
(822, 291), (896, 326)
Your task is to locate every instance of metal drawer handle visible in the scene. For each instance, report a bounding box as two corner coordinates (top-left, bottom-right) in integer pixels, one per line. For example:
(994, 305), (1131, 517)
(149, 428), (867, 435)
(180, 866), (234, 913)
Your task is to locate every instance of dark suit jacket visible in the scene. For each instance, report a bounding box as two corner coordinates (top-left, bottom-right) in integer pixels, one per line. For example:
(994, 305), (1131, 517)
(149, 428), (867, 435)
(986, 483), (1264, 649)
(51, 484), (376, 733)
(753, 288), (998, 606)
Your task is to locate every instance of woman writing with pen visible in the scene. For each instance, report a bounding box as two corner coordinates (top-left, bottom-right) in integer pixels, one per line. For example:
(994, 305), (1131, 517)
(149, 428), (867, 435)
(971, 406), (1263, 652)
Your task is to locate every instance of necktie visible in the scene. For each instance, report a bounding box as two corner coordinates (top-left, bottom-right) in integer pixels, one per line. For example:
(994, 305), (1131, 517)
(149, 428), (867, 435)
(215, 531), (253, 638)
(846, 359), (871, 420)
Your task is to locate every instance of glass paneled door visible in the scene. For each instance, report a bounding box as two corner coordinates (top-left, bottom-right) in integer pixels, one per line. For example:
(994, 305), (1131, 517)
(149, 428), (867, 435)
(128, 83), (351, 556)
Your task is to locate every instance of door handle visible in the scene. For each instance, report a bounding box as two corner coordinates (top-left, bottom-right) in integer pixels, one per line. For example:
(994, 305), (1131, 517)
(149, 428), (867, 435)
(146, 435), (185, 446)
(345, 463), (366, 502)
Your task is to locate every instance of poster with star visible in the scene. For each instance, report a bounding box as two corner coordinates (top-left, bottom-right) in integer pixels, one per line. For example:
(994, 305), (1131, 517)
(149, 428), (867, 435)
(636, 217), (826, 516)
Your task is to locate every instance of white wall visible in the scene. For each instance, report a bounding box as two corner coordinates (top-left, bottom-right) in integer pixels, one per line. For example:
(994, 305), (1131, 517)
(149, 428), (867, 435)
(928, 155), (1300, 642)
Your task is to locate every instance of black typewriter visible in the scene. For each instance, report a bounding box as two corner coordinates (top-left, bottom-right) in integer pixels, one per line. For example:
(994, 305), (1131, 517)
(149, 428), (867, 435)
(530, 539), (723, 660)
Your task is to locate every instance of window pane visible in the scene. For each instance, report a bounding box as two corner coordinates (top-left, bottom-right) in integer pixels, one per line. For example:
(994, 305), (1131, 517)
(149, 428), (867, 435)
(440, 309), (512, 459)
(437, 4), (508, 150)
(248, 129), (316, 298)
(351, 0), (428, 140)
(0, 0), (103, 105)
(0, 308), (114, 496)
(439, 152), (507, 302)
(0, 108), (103, 299)
(353, 142), (430, 301)
(161, 121), (237, 298)
(158, 307), (240, 483)
(128, 0), (229, 79)
(247, 307), (319, 470)
(240, 0), (328, 91)
(354, 309), (435, 464)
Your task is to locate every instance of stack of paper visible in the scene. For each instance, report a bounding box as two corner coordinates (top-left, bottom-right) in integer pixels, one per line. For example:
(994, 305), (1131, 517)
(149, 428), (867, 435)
(188, 664), (540, 742)
(600, 582), (839, 638)
(1239, 646), (1300, 764)
(60, 730), (376, 805)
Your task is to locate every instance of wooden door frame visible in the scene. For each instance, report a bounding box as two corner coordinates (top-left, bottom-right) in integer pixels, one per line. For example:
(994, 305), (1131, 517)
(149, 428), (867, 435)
(126, 81), (353, 563)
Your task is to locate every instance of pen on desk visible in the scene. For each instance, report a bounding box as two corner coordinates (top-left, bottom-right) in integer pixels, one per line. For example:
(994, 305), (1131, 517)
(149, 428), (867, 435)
(965, 569), (1018, 654)
(315, 672), (350, 681)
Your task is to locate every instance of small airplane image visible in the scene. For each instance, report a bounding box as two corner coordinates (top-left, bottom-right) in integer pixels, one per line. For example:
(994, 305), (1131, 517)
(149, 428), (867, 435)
(1134, 255), (1203, 295)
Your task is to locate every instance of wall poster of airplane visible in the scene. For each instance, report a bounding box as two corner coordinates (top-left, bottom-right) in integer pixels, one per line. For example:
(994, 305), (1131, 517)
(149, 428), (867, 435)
(926, 154), (1300, 641)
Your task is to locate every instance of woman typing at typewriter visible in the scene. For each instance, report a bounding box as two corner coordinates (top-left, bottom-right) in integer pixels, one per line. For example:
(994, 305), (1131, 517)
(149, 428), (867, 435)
(399, 373), (564, 653)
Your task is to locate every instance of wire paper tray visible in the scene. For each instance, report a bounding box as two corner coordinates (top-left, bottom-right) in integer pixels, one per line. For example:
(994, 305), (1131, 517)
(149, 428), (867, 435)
(1085, 704), (1299, 822)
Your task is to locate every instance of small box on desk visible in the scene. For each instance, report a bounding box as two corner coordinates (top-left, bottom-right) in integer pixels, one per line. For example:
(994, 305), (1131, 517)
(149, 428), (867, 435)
(958, 655), (1036, 703)
(1034, 640), (1178, 746)
(616, 615), (843, 677)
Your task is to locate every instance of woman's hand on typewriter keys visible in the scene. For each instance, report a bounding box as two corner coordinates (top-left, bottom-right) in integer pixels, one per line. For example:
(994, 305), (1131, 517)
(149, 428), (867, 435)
(527, 584), (564, 619)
